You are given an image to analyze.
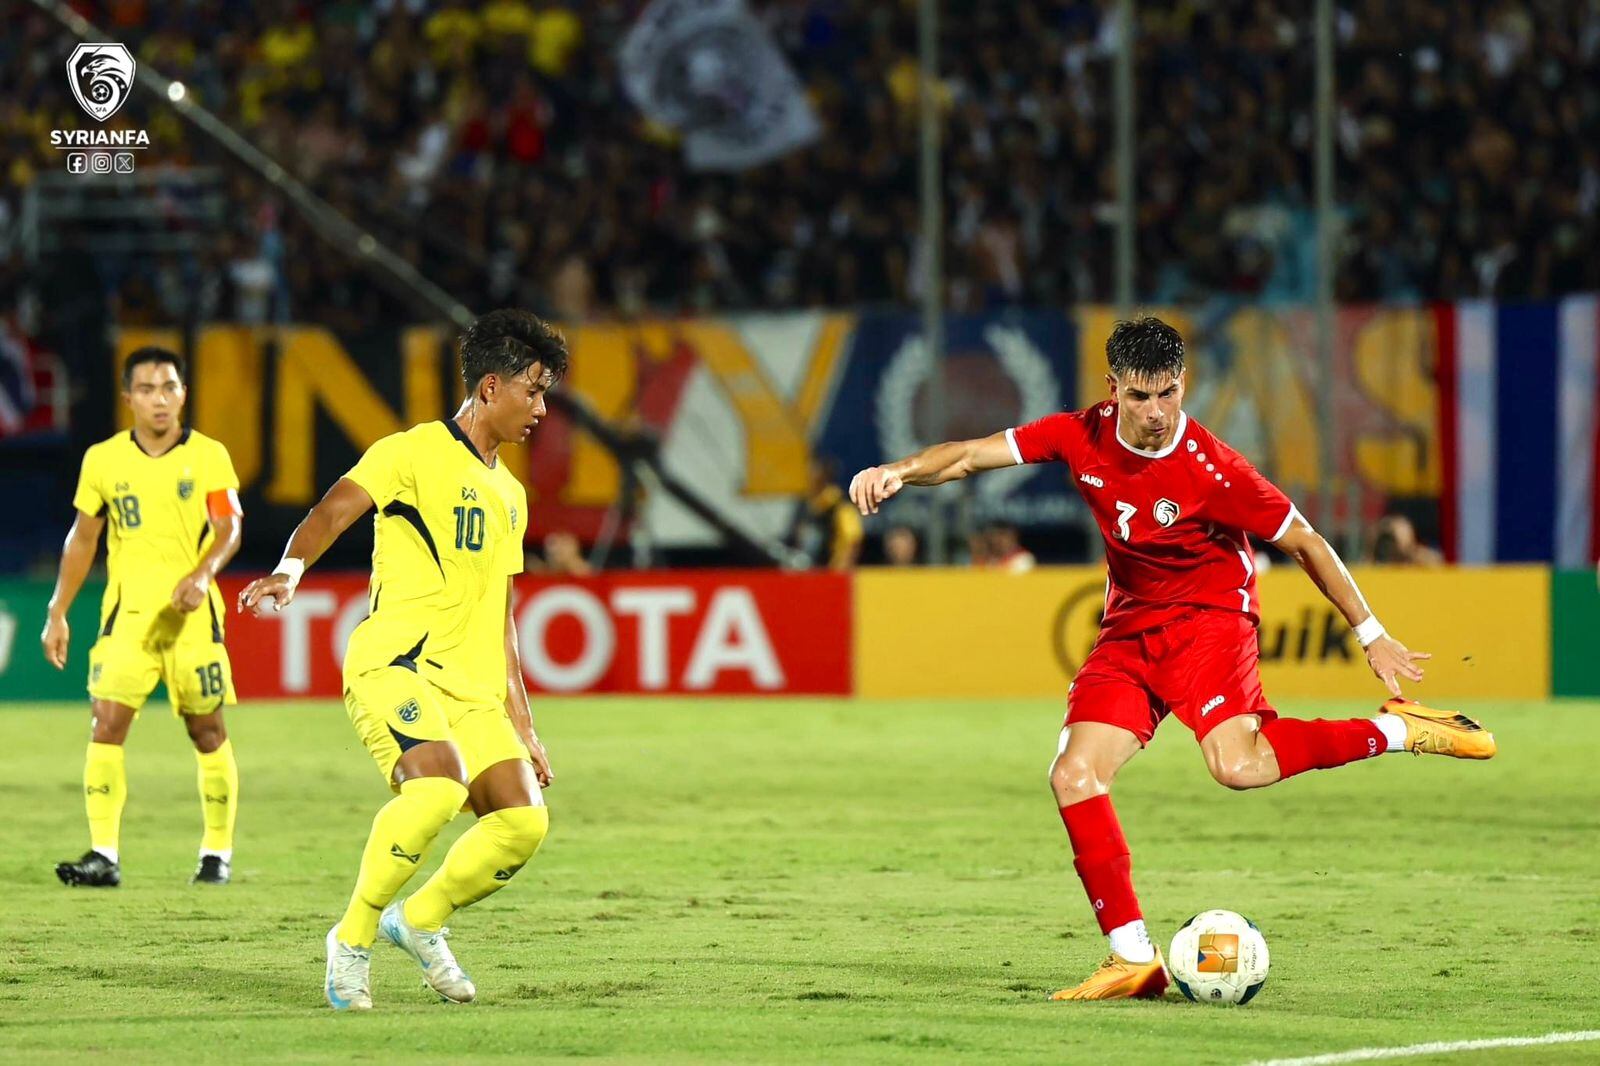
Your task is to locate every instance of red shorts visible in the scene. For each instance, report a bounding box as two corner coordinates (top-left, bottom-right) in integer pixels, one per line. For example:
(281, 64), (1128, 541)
(1065, 610), (1276, 745)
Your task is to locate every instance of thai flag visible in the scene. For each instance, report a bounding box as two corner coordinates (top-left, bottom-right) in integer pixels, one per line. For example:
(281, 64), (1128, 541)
(0, 320), (36, 437)
(1437, 296), (1600, 565)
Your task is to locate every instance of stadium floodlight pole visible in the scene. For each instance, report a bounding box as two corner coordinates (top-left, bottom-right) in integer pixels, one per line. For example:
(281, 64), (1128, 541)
(918, 0), (949, 564)
(1113, 0), (1136, 316)
(1314, 0), (1339, 545)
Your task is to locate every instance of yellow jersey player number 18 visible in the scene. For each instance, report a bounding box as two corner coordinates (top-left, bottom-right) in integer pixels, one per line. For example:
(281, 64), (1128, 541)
(239, 309), (567, 1011)
(43, 347), (245, 889)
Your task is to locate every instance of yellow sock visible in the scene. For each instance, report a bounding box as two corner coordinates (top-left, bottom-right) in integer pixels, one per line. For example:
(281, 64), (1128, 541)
(335, 777), (466, 948)
(403, 805), (549, 931)
(84, 741), (126, 861)
(195, 740), (239, 856)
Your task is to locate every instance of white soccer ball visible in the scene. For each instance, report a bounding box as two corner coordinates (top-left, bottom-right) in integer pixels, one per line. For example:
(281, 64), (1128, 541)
(1168, 909), (1270, 1005)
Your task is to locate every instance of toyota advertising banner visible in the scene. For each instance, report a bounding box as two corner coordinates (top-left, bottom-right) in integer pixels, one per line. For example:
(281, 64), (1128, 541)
(213, 572), (852, 699)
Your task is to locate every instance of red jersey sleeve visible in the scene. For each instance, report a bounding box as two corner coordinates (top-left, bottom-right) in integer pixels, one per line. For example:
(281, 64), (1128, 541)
(1007, 412), (1078, 468)
(1206, 441), (1298, 542)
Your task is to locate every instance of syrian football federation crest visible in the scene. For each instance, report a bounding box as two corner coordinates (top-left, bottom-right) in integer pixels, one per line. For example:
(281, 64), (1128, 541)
(67, 44), (136, 122)
(395, 699), (421, 724)
(1153, 498), (1181, 527)
(177, 479), (194, 500)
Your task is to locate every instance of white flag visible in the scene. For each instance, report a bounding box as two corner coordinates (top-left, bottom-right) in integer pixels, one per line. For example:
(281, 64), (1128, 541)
(620, 0), (821, 171)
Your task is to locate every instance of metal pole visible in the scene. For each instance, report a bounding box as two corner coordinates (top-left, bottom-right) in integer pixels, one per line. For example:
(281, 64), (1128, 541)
(918, 0), (948, 563)
(1314, 0), (1339, 542)
(1114, 0), (1136, 315)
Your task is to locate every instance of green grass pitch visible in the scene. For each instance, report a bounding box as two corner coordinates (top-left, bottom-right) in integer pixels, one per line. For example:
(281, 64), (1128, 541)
(1, 697), (1597, 1065)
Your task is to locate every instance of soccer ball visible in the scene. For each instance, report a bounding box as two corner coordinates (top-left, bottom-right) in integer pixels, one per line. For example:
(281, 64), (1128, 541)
(1168, 909), (1270, 1005)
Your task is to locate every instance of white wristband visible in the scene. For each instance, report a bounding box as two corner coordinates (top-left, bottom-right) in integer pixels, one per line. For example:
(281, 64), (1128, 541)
(273, 556), (305, 590)
(1353, 615), (1386, 648)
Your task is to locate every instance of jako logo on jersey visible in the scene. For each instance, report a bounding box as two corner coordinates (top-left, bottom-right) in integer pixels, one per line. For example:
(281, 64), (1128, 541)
(395, 698), (421, 724)
(1153, 498), (1180, 526)
(1079, 473), (1104, 489)
(1200, 694), (1226, 716)
(1101, 405), (1114, 417)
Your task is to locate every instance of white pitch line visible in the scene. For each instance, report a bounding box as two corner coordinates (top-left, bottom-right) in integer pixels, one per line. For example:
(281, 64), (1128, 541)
(1244, 1029), (1600, 1066)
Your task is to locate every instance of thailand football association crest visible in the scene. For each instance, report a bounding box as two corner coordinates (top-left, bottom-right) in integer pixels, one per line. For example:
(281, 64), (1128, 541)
(67, 44), (136, 122)
(1153, 498), (1181, 527)
(395, 699), (421, 724)
(177, 478), (194, 500)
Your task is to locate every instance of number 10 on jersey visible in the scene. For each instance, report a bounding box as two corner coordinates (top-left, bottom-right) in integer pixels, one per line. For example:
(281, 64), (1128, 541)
(453, 505), (485, 551)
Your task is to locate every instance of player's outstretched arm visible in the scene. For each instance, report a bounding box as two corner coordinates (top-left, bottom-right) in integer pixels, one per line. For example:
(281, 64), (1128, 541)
(504, 578), (552, 787)
(41, 509), (105, 669)
(237, 478), (373, 614)
(849, 431), (1018, 515)
(1275, 515), (1431, 696)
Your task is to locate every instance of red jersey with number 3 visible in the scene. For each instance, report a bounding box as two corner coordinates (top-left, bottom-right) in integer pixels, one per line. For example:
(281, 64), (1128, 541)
(1007, 405), (1298, 640)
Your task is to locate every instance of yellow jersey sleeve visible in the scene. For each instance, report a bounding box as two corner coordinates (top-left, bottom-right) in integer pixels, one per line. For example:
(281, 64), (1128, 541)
(500, 483), (528, 576)
(206, 440), (241, 493)
(344, 432), (411, 509)
(71, 446), (105, 516)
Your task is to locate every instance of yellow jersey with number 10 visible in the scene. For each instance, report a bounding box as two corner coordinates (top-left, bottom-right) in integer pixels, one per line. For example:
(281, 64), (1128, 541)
(341, 420), (528, 706)
(71, 428), (240, 643)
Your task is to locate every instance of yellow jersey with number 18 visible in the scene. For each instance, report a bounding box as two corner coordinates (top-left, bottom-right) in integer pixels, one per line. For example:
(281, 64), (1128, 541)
(71, 428), (241, 643)
(341, 420), (528, 706)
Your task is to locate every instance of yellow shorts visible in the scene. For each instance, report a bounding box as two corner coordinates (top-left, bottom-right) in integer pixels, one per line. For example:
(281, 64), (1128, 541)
(343, 664), (529, 790)
(88, 618), (236, 716)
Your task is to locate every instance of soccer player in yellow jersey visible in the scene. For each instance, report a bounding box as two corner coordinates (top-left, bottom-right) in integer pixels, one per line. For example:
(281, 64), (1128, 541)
(239, 310), (565, 1010)
(43, 347), (244, 888)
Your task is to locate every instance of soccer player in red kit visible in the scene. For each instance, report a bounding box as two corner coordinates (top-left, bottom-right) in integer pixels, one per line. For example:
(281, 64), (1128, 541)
(848, 317), (1495, 1001)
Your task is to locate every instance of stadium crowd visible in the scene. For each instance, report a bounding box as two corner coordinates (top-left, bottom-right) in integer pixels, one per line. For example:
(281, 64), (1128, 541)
(1, 0), (1597, 326)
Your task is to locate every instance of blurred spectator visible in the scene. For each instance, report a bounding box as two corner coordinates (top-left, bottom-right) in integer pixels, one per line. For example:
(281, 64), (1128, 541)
(1367, 514), (1443, 566)
(985, 522), (1037, 573)
(1, 2), (1596, 321)
(789, 463), (863, 571)
(883, 524), (920, 566)
(542, 530), (592, 575)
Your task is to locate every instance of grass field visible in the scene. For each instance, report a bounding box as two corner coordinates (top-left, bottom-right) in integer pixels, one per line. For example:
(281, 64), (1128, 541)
(1, 697), (1597, 1065)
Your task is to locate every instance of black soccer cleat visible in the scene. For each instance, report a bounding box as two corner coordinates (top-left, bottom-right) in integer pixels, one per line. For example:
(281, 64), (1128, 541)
(191, 855), (231, 885)
(56, 850), (121, 888)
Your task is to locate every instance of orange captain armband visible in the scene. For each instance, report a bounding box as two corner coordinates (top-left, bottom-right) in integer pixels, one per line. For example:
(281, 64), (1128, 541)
(207, 488), (243, 521)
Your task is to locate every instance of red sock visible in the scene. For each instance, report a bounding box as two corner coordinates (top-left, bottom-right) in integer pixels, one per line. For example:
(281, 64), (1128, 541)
(1260, 717), (1384, 779)
(1058, 794), (1142, 935)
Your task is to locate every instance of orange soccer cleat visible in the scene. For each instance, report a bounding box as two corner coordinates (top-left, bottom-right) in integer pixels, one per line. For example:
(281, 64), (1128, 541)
(1380, 699), (1497, 760)
(1049, 949), (1169, 1001)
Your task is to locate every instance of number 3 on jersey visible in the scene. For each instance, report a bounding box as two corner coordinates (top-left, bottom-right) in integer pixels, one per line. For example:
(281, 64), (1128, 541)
(1114, 500), (1137, 541)
(452, 505), (485, 551)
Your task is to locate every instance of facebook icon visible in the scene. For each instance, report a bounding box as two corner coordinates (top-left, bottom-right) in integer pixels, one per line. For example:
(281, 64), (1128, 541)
(67, 153), (88, 174)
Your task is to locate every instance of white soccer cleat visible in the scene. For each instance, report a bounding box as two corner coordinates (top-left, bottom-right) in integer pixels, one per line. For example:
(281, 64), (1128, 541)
(379, 901), (476, 1003)
(324, 925), (373, 1011)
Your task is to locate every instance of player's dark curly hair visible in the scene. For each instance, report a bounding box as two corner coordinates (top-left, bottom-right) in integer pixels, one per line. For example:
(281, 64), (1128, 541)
(1106, 316), (1185, 380)
(459, 309), (569, 389)
(122, 346), (185, 388)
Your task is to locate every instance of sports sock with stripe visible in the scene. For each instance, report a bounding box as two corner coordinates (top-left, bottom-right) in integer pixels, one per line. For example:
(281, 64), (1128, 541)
(335, 776), (466, 948)
(403, 805), (549, 932)
(84, 741), (126, 863)
(1259, 716), (1386, 779)
(195, 739), (239, 858)
(1059, 794), (1149, 959)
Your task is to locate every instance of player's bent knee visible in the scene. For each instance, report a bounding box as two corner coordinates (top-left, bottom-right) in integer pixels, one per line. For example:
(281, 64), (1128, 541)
(400, 776), (471, 825)
(489, 805), (550, 859)
(1208, 759), (1272, 791)
(1049, 754), (1109, 804)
